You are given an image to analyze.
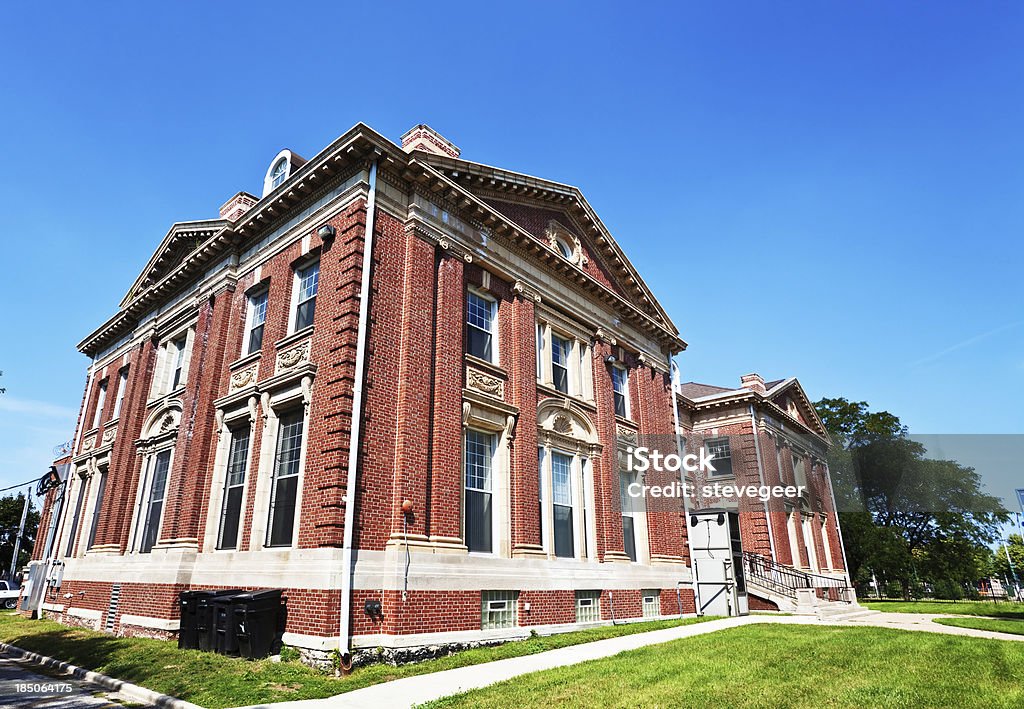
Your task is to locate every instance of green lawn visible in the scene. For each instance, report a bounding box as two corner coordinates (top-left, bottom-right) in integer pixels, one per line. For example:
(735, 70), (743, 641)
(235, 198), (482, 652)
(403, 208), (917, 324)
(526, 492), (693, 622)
(861, 599), (1024, 619)
(0, 612), (711, 708)
(934, 616), (1024, 636)
(423, 625), (1024, 709)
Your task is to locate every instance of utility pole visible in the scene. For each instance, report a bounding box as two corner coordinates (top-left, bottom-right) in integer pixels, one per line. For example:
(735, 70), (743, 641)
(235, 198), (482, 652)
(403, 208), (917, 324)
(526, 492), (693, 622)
(9, 488), (30, 580)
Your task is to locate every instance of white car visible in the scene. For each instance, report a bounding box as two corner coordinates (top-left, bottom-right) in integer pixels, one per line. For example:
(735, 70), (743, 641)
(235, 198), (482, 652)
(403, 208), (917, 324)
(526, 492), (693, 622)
(0, 581), (20, 609)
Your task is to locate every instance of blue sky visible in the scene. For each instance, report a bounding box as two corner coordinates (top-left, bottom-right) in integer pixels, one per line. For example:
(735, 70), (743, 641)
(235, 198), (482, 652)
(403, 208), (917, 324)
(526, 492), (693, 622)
(1, 2), (1022, 515)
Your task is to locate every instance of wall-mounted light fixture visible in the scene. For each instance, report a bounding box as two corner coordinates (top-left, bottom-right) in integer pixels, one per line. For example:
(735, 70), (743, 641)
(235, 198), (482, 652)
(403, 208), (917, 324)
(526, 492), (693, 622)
(317, 224), (336, 242)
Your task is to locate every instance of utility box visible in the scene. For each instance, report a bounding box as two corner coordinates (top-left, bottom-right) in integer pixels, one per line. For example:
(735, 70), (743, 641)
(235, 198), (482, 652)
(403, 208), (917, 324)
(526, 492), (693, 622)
(689, 508), (748, 617)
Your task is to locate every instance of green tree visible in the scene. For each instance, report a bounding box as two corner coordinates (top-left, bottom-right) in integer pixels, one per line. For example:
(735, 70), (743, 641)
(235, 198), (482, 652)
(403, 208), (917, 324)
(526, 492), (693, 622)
(0, 493), (38, 575)
(814, 397), (1009, 597)
(994, 535), (1024, 585)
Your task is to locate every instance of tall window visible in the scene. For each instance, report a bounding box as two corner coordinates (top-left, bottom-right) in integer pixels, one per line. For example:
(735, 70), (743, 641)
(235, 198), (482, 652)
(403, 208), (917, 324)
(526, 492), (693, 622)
(247, 291), (268, 355)
(86, 468), (107, 550)
(551, 451), (574, 558)
(171, 338), (187, 389)
(140, 450), (171, 553)
(620, 469), (639, 561)
(294, 262), (319, 331)
(792, 454), (808, 489)
(612, 366), (629, 418)
(466, 291), (497, 362)
(267, 411), (304, 547)
(705, 437), (733, 477)
(92, 380), (107, 429)
(218, 428), (250, 550)
(112, 368), (128, 419)
(551, 334), (571, 394)
(464, 430), (495, 553)
(270, 158), (288, 189)
(64, 480), (88, 557)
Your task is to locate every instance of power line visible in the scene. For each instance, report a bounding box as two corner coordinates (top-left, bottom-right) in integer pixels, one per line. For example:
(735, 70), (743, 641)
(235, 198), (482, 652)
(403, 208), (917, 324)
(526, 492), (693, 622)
(0, 479), (41, 496)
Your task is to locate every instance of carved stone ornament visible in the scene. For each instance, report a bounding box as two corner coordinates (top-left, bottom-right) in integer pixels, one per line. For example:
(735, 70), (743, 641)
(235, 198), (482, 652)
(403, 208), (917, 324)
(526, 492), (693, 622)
(616, 425), (638, 443)
(81, 434), (96, 452)
(276, 341), (310, 372)
(159, 414), (176, 432)
(466, 367), (504, 398)
(101, 427), (117, 445)
(553, 414), (573, 434)
(230, 366), (257, 392)
(545, 220), (588, 268)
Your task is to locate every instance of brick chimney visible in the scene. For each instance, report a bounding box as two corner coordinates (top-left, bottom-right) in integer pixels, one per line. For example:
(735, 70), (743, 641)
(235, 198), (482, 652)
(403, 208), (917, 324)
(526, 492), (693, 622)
(740, 373), (766, 395)
(401, 124), (461, 158)
(219, 192), (258, 221)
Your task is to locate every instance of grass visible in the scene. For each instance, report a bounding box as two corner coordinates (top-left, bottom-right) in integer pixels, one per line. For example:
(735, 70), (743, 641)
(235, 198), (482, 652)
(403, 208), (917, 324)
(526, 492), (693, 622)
(934, 616), (1024, 636)
(861, 599), (1024, 619)
(0, 612), (712, 709)
(422, 624), (1024, 709)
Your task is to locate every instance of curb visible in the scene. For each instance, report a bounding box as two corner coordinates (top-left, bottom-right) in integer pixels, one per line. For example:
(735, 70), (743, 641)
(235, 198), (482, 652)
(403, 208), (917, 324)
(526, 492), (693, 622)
(0, 641), (205, 709)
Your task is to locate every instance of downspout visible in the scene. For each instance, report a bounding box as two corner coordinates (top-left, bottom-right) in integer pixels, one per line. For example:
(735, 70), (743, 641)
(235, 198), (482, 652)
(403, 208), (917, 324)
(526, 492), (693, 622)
(671, 360), (702, 615)
(338, 159), (380, 666)
(749, 404), (778, 561)
(823, 462), (853, 589)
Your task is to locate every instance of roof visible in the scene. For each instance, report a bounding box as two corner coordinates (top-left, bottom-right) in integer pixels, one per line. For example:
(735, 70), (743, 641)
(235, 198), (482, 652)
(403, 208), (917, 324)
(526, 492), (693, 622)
(678, 382), (733, 399)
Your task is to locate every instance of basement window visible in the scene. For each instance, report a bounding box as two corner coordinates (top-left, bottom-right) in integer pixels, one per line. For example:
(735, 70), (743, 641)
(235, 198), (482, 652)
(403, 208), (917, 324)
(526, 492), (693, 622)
(575, 590), (601, 623)
(481, 590), (518, 630)
(642, 590), (660, 618)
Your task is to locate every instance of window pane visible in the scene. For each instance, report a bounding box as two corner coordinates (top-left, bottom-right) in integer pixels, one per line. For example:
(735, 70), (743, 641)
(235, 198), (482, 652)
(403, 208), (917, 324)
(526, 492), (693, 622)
(247, 324), (264, 355)
(218, 428), (250, 549)
(87, 470), (107, 549)
(576, 590), (600, 623)
(464, 431), (493, 491)
(623, 517), (637, 562)
(140, 450), (170, 553)
(481, 590), (517, 629)
(554, 504), (574, 558)
(706, 438), (733, 476)
(467, 328), (492, 361)
(551, 453), (572, 505)
(551, 335), (570, 393)
(295, 299), (316, 331)
(298, 264), (319, 302)
(267, 412), (303, 547)
(465, 489), (492, 553)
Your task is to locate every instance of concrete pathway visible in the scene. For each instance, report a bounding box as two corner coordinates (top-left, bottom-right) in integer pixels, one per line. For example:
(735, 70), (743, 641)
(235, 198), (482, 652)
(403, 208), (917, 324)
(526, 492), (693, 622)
(230, 611), (1024, 709)
(0, 649), (122, 709)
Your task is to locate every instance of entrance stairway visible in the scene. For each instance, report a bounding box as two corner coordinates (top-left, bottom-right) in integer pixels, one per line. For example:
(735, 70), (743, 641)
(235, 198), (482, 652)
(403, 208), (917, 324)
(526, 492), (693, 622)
(741, 551), (865, 617)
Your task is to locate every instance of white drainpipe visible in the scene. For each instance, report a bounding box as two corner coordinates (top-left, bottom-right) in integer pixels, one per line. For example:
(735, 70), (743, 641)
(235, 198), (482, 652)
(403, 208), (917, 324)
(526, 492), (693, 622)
(338, 160), (379, 663)
(670, 360), (702, 615)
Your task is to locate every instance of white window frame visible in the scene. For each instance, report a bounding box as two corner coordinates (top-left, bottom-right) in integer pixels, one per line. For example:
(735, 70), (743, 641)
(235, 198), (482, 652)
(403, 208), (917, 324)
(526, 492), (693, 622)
(705, 437), (733, 477)
(535, 320), (593, 400)
(786, 506), (802, 568)
(611, 365), (630, 419)
(151, 328), (195, 399)
(130, 447), (173, 554)
(244, 289), (269, 356)
(91, 380), (107, 429)
(820, 515), (833, 571)
(802, 512), (819, 572)
(466, 288), (499, 364)
(288, 260), (320, 334)
(619, 465), (648, 563)
(270, 158), (288, 189)
(463, 428), (498, 555)
(538, 446), (595, 561)
(112, 368), (128, 420)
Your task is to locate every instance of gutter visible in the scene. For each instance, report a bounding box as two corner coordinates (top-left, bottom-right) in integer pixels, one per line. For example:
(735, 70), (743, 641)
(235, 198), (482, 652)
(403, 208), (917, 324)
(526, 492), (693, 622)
(338, 159), (380, 666)
(671, 361), (702, 615)
(749, 404), (778, 561)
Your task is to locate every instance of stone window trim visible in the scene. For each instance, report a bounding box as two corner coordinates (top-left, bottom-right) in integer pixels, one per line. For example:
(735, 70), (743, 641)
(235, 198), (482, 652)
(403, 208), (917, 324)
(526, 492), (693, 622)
(535, 316), (594, 403)
(248, 373), (314, 551)
(286, 249), (322, 336)
(537, 400), (600, 561)
(127, 406), (180, 555)
(149, 323), (198, 402)
(466, 286), (500, 365)
(202, 397), (259, 553)
(461, 393), (517, 558)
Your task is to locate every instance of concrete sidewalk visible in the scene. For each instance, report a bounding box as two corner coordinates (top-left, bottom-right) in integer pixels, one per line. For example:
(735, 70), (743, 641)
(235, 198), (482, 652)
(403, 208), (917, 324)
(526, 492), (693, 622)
(230, 612), (1024, 709)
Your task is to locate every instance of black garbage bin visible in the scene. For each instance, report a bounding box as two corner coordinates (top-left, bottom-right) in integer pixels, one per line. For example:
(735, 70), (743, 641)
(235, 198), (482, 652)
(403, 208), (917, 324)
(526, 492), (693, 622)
(232, 589), (283, 659)
(194, 589), (242, 652)
(213, 593), (245, 655)
(178, 591), (202, 650)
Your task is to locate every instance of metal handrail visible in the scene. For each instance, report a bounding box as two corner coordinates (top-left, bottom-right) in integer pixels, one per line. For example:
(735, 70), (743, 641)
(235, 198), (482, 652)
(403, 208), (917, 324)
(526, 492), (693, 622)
(742, 551), (852, 601)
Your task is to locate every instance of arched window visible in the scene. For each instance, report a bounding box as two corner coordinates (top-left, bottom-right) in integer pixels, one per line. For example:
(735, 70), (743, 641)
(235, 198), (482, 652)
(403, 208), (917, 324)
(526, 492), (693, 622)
(555, 236), (574, 259)
(270, 158), (288, 189)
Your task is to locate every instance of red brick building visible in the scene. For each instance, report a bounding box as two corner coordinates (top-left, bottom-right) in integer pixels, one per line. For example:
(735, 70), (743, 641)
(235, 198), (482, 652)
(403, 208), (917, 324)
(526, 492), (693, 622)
(29, 123), (849, 662)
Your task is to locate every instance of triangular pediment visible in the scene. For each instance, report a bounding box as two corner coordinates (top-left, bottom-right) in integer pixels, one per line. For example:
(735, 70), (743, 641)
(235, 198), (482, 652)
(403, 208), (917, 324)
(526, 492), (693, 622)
(414, 154), (678, 338)
(767, 378), (830, 441)
(120, 220), (228, 307)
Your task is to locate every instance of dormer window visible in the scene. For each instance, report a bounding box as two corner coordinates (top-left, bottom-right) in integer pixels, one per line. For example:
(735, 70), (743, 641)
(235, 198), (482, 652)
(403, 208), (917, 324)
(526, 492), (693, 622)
(270, 159), (288, 189)
(555, 236), (573, 259)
